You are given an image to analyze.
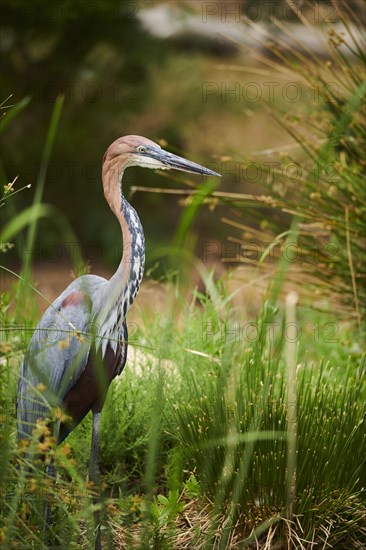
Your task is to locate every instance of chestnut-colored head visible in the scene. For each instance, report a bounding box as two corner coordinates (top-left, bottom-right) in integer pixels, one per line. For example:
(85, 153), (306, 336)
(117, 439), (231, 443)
(103, 135), (221, 176)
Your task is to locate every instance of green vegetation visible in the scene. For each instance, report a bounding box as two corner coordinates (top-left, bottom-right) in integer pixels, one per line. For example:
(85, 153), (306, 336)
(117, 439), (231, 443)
(1, 2), (365, 549)
(1, 283), (365, 548)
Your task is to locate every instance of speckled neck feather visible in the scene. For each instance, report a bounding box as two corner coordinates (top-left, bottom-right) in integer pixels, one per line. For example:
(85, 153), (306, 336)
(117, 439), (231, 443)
(97, 155), (145, 354)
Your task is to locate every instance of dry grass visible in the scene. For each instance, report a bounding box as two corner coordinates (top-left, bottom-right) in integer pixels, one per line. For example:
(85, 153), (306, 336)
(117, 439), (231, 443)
(108, 495), (366, 549)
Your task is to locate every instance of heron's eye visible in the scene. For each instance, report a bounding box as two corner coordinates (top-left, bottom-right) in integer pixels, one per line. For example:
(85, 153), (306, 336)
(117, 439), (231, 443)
(137, 146), (146, 154)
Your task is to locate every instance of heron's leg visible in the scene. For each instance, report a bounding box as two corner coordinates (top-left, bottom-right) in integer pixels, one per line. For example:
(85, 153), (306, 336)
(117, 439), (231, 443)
(89, 411), (101, 480)
(43, 420), (60, 543)
(44, 457), (56, 535)
(89, 411), (102, 550)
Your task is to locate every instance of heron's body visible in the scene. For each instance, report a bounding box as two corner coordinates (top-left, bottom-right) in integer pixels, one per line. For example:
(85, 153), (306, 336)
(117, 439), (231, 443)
(16, 135), (220, 549)
(17, 199), (144, 442)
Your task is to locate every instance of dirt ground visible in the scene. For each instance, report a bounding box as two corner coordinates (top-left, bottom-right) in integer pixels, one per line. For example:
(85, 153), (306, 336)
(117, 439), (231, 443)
(1, 261), (270, 322)
(2, 258), (332, 326)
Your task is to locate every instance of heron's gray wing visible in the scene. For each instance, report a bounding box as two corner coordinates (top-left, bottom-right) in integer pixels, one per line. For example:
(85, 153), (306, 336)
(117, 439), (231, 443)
(17, 276), (105, 439)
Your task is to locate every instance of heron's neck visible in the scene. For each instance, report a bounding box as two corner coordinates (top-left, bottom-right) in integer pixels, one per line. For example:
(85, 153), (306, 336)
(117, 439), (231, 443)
(100, 163), (145, 328)
(111, 195), (145, 304)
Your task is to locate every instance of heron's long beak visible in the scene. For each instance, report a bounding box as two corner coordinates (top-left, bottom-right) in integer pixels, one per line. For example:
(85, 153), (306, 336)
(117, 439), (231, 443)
(154, 148), (221, 177)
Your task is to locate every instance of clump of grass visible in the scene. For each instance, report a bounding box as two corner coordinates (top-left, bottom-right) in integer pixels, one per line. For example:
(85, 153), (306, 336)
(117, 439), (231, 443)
(89, 285), (365, 548)
(165, 296), (365, 547)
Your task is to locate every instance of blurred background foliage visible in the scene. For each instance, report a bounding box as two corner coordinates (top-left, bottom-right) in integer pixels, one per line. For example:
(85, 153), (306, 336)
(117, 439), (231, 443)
(1, 0), (365, 313)
(1, 0), (167, 262)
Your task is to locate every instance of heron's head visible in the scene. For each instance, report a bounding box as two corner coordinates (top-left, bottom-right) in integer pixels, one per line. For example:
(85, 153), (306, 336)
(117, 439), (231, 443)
(104, 135), (221, 177)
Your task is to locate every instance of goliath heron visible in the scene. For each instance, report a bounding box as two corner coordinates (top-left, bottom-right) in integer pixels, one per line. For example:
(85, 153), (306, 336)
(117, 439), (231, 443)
(17, 135), (220, 548)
